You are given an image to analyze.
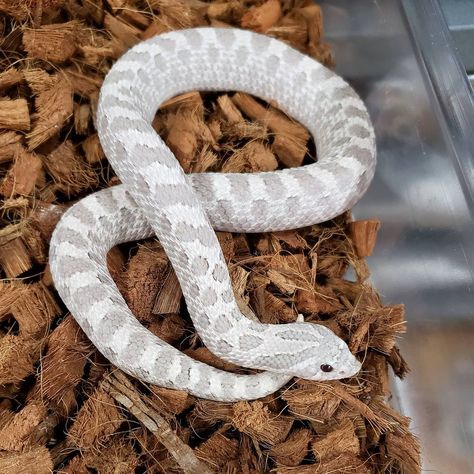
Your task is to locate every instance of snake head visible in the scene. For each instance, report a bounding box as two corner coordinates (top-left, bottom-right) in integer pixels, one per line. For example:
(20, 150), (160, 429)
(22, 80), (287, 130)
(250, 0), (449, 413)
(300, 324), (361, 380)
(271, 323), (361, 381)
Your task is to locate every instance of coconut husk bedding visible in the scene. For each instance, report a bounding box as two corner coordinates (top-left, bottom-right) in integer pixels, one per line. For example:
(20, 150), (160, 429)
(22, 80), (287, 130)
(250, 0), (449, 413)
(0, 1), (421, 472)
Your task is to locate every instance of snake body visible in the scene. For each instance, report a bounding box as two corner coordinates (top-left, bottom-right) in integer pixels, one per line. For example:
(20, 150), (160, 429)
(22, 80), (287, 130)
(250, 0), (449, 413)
(49, 28), (376, 401)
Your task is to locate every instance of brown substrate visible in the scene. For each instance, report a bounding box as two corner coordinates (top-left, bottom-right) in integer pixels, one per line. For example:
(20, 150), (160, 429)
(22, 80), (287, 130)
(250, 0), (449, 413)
(0, 1), (420, 473)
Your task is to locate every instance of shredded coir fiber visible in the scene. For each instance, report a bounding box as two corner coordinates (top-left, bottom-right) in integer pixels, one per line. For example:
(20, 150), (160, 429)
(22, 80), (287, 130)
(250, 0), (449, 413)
(0, 1), (421, 473)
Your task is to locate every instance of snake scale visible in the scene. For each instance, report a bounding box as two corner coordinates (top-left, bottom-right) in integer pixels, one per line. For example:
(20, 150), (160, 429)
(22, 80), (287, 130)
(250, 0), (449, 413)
(49, 28), (376, 401)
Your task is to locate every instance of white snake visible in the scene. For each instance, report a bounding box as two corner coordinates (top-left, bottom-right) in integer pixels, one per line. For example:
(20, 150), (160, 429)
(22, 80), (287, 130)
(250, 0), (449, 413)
(49, 28), (376, 401)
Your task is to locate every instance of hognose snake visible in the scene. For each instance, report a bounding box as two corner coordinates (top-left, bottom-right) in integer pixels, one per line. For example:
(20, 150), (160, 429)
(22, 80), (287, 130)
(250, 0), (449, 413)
(49, 28), (376, 401)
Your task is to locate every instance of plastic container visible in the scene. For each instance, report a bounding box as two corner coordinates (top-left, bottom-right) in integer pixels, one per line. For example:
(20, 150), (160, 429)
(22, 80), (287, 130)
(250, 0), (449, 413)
(319, 0), (474, 471)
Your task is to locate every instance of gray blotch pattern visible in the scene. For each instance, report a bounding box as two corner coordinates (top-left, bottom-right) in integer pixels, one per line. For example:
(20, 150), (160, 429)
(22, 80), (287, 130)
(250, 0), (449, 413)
(49, 28), (374, 401)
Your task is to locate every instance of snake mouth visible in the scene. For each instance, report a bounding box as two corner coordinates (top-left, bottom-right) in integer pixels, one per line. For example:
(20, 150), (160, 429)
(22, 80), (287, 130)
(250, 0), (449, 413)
(340, 358), (362, 378)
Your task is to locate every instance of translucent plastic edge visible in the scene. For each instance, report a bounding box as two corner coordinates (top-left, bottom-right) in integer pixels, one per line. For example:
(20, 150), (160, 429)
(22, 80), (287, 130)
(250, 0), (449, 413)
(401, 0), (474, 211)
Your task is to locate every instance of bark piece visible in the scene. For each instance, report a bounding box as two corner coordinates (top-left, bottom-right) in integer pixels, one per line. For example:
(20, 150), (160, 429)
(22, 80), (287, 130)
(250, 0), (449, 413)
(68, 384), (126, 450)
(195, 432), (239, 469)
(0, 335), (39, 386)
(348, 304), (406, 355)
(348, 219), (381, 258)
(10, 282), (60, 338)
(269, 428), (312, 467)
(29, 201), (66, 241)
(297, 4), (323, 47)
(383, 431), (421, 474)
(142, 16), (173, 40)
(241, 0), (282, 33)
(217, 231), (235, 262)
(148, 313), (186, 344)
(82, 435), (139, 474)
(267, 253), (312, 295)
(38, 315), (91, 417)
(222, 140), (278, 172)
(0, 446), (53, 474)
(161, 91), (203, 111)
(0, 1), (32, 21)
(0, 225), (32, 277)
(295, 286), (343, 314)
(44, 140), (98, 196)
(103, 371), (212, 474)
(124, 244), (169, 323)
(23, 21), (80, 63)
(0, 400), (47, 451)
(0, 131), (22, 163)
(150, 386), (195, 416)
(252, 288), (297, 324)
(27, 76), (73, 150)
(0, 68), (23, 91)
(207, 2), (244, 22)
(119, 9), (151, 30)
(0, 148), (43, 197)
(0, 98), (30, 131)
(283, 383), (342, 422)
(64, 68), (103, 97)
(153, 266), (182, 315)
(164, 109), (215, 172)
(267, 14), (308, 50)
(104, 11), (141, 49)
(311, 419), (360, 461)
(74, 102), (90, 135)
(81, 133), (105, 163)
(232, 92), (309, 167)
(232, 401), (293, 446)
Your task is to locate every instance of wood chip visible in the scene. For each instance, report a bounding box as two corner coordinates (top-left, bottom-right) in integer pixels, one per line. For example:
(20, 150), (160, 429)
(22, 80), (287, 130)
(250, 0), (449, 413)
(10, 282), (60, 338)
(150, 386), (195, 416)
(0, 98), (30, 131)
(232, 401), (293, 446)
(0, 225), (33, 277)
(195, 432), (239, 468)
(0, 335), (39, 386)
(0, 446), (53, 474)
(0, 68), (23, 91)
(124, 244), (169, 323)
(84, 436), (139, 473)
(104, 11), (141, 49)
(68, 384), (126, 450)
(348, 219), (381, 258)
(232, 92), (309, 167)
(0, 131), (22, 164)
(269, 428), (312, 467)
(23, 21), (80, 63)
(0, 147), (43, 197)
(241, 0), (282, 33)
(153, 266), (182, 315)
(27, 76), (73, 150)
(73, 102), (91, 135)
(81, 133), (105, 163)
(38, 315), (91, 416)
(311, 419), (360, 461)
(103, 371), (212, 474)
(252, 288), (297, 323)
(0, 400), (47, 451)
(44, 140), (99, 196)
(222, 140), (278, 172)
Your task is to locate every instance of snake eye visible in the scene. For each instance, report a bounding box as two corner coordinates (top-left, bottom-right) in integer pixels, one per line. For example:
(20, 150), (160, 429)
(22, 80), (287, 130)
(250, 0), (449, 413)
(320, 364), (333, 373)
